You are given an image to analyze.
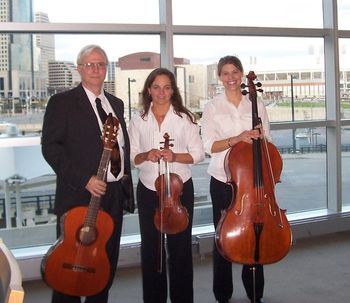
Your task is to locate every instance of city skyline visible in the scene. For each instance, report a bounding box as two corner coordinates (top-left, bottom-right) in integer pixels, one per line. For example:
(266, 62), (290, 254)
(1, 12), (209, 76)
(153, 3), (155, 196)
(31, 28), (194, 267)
(31, 0), (350, 70)
(2, 0), (350, 108)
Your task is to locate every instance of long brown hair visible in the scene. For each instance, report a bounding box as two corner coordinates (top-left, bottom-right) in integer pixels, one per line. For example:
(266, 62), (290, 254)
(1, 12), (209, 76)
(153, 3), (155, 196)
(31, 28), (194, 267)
(140, 68), (196, 124)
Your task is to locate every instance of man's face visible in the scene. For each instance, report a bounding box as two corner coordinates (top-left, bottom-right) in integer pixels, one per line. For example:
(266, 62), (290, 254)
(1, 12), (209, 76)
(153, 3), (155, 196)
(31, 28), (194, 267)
(77, 49), (107, 92)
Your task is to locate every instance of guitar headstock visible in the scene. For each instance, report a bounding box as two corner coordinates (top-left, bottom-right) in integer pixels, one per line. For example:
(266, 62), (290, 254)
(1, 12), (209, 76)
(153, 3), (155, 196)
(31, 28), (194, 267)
(102, 113), (120, 149)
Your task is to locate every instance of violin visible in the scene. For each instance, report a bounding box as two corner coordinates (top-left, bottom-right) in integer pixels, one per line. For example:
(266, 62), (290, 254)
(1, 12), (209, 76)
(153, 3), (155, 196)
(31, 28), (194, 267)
(215, 71), (292, 265)
(154, 133), (189, 234)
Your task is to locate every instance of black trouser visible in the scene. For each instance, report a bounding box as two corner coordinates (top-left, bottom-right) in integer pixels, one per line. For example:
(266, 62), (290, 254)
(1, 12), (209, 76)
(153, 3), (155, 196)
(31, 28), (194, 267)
(51, 181), (124, 303)
(137, 179), (194, 303)
(210, 177), (264, 302)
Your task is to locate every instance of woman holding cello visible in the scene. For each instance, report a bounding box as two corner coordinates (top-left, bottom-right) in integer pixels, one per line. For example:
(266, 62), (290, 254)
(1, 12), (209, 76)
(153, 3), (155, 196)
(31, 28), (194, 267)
(201, 55), (272, 303)
(128, 67), (204, 303)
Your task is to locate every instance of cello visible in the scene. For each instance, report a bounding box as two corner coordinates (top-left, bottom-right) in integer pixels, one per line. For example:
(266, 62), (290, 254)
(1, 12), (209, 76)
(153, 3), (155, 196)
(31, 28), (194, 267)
(215, 71), (292, 266)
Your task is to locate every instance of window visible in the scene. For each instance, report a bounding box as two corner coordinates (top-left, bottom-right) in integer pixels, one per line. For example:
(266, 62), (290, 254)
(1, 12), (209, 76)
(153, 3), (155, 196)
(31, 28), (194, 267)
(0, 1), (349, 278)
(173, 0), (323, 28)
(342, 126), (350, 207)
(33, 0), (159, 24)
(338, 0), (350, 29)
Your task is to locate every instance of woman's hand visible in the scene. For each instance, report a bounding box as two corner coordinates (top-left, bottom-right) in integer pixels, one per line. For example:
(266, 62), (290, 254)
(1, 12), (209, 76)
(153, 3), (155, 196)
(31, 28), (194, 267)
(146, 149), (162, 162)
(237, 127), (261, 143)
(161, 148), (176, 162)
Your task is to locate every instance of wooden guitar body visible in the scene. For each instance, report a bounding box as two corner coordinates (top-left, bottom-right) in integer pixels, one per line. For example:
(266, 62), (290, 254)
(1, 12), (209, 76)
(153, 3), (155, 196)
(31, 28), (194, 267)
(41, 114), (120, 297)
(41, 206), (114, 296)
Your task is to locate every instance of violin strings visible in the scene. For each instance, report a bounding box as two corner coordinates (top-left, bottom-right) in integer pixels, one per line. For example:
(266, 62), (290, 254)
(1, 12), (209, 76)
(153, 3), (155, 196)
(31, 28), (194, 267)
(157, 159), (164, 272)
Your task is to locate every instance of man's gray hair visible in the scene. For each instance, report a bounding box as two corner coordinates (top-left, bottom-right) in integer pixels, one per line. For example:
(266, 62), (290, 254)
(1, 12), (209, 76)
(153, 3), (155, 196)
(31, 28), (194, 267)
(76, 44), (109, 64)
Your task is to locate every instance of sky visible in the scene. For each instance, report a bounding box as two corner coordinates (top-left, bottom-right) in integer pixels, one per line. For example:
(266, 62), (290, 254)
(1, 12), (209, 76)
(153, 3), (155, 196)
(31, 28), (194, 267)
(32, 0), (350, 71)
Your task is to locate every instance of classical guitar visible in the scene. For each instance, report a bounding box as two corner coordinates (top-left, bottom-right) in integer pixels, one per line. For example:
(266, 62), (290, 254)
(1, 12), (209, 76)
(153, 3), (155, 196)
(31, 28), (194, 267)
(41, 114), (119, 297)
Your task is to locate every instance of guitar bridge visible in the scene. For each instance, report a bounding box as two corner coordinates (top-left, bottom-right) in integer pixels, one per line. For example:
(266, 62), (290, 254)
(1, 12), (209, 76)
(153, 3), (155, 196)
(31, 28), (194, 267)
(63, 262), (96, 273)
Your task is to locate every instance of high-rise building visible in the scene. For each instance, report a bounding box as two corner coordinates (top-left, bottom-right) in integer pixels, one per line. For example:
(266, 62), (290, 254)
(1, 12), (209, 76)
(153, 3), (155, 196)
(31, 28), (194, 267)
(107, 61), (118, 82)
(0, 0), (34, 112)
(48, 61), (80, 95)
(34, 12), (55, 100)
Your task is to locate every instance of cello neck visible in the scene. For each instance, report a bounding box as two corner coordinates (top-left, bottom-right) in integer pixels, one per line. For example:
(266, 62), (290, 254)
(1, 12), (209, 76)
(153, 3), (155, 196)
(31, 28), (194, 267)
(244, 71), (265, 189)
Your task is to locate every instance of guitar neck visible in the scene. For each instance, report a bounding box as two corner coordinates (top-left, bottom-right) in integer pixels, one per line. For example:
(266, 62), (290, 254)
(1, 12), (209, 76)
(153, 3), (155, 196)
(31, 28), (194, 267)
(97, 148), (112, 181)
(85, 147), (112, 227)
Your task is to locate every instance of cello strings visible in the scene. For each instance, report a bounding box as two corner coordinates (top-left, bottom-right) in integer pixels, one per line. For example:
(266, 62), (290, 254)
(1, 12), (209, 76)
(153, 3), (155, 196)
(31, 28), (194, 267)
(261, 136), (276, 189)
(261, 135), (286, 227)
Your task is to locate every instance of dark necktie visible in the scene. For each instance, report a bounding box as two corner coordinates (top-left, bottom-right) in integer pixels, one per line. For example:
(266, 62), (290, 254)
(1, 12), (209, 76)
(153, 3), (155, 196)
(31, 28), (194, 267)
(95, 98), (121, 178)
(95, 98), (108, 124)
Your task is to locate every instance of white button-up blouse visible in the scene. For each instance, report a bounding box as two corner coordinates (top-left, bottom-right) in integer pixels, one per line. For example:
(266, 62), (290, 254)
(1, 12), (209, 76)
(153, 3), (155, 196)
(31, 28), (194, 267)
(200, 93), (271, 183)
(128, 104), (205, 191)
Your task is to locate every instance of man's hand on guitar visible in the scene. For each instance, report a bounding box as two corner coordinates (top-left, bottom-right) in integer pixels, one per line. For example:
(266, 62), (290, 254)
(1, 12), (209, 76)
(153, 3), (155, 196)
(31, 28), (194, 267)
(86, 176), (107, 197)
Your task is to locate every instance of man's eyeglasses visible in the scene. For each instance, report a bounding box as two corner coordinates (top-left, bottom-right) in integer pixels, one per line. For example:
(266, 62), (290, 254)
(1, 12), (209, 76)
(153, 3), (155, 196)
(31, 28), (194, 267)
(78, 62), (107, 69)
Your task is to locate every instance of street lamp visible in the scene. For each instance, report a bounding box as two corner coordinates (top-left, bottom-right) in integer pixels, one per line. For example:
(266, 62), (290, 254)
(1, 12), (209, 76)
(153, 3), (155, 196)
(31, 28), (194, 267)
(128, 78), (136, 121)
(290, 75), (295, 122)
(291, 74), (296, 152)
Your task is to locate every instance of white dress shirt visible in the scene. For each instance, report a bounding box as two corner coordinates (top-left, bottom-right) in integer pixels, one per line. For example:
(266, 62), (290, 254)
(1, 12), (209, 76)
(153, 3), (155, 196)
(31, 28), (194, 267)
(84, 86), (125, 182)
(200, 93), (271, 183)
(128, 104), (205, 191)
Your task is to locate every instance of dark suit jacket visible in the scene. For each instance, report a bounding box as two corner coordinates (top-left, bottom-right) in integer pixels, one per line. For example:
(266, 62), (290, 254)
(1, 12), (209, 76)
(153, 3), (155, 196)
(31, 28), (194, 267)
(41, 83), (135, 217)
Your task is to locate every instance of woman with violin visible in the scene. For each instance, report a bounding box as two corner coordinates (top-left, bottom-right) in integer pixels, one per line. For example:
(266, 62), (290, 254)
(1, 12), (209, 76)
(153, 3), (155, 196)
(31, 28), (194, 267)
(201, 55), (272, 303)
(128, 67), (205, 303)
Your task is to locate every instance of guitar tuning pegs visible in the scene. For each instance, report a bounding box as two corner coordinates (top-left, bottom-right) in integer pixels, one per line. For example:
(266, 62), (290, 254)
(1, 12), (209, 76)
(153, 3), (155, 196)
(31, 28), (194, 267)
(242, 90), (248, 96)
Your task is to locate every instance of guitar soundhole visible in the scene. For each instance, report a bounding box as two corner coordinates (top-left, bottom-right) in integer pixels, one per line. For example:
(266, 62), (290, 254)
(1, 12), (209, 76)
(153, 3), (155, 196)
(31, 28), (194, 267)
(77, 226), (97, 245)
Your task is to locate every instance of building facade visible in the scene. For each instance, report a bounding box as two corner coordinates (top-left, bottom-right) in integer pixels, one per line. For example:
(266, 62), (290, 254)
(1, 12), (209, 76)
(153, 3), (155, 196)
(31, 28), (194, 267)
(47, 61), (80, 95)
(33, 12), (55, 101)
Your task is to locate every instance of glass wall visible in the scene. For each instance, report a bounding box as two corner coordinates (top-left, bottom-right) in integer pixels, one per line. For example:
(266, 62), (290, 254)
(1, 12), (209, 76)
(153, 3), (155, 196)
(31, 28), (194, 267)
(0, 1), (349, 260)
(172, 0), (323, 28)
(338, 0), (350, 29)
(342, 126), (350, 207)
(32, 0), (159, 23)
(339, 36), (350, 207)
(273, 127), (327, 212)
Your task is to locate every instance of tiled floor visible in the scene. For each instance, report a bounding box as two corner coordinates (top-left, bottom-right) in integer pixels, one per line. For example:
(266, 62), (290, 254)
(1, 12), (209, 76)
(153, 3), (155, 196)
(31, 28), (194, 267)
(23, 231), (350, 303)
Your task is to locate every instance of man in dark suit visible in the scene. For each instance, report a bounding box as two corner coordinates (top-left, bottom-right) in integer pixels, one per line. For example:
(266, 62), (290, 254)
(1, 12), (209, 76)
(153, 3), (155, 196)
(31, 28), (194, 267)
(41, 44), (135, 303)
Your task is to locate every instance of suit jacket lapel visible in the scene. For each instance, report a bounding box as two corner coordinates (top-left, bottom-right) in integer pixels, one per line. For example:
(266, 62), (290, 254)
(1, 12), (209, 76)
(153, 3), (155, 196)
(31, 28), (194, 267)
(75, 84), (103, 140)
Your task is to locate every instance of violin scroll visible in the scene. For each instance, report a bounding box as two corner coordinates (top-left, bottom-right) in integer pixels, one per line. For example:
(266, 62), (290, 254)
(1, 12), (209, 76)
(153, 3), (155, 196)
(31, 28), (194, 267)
(160, 133), (174, 150)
